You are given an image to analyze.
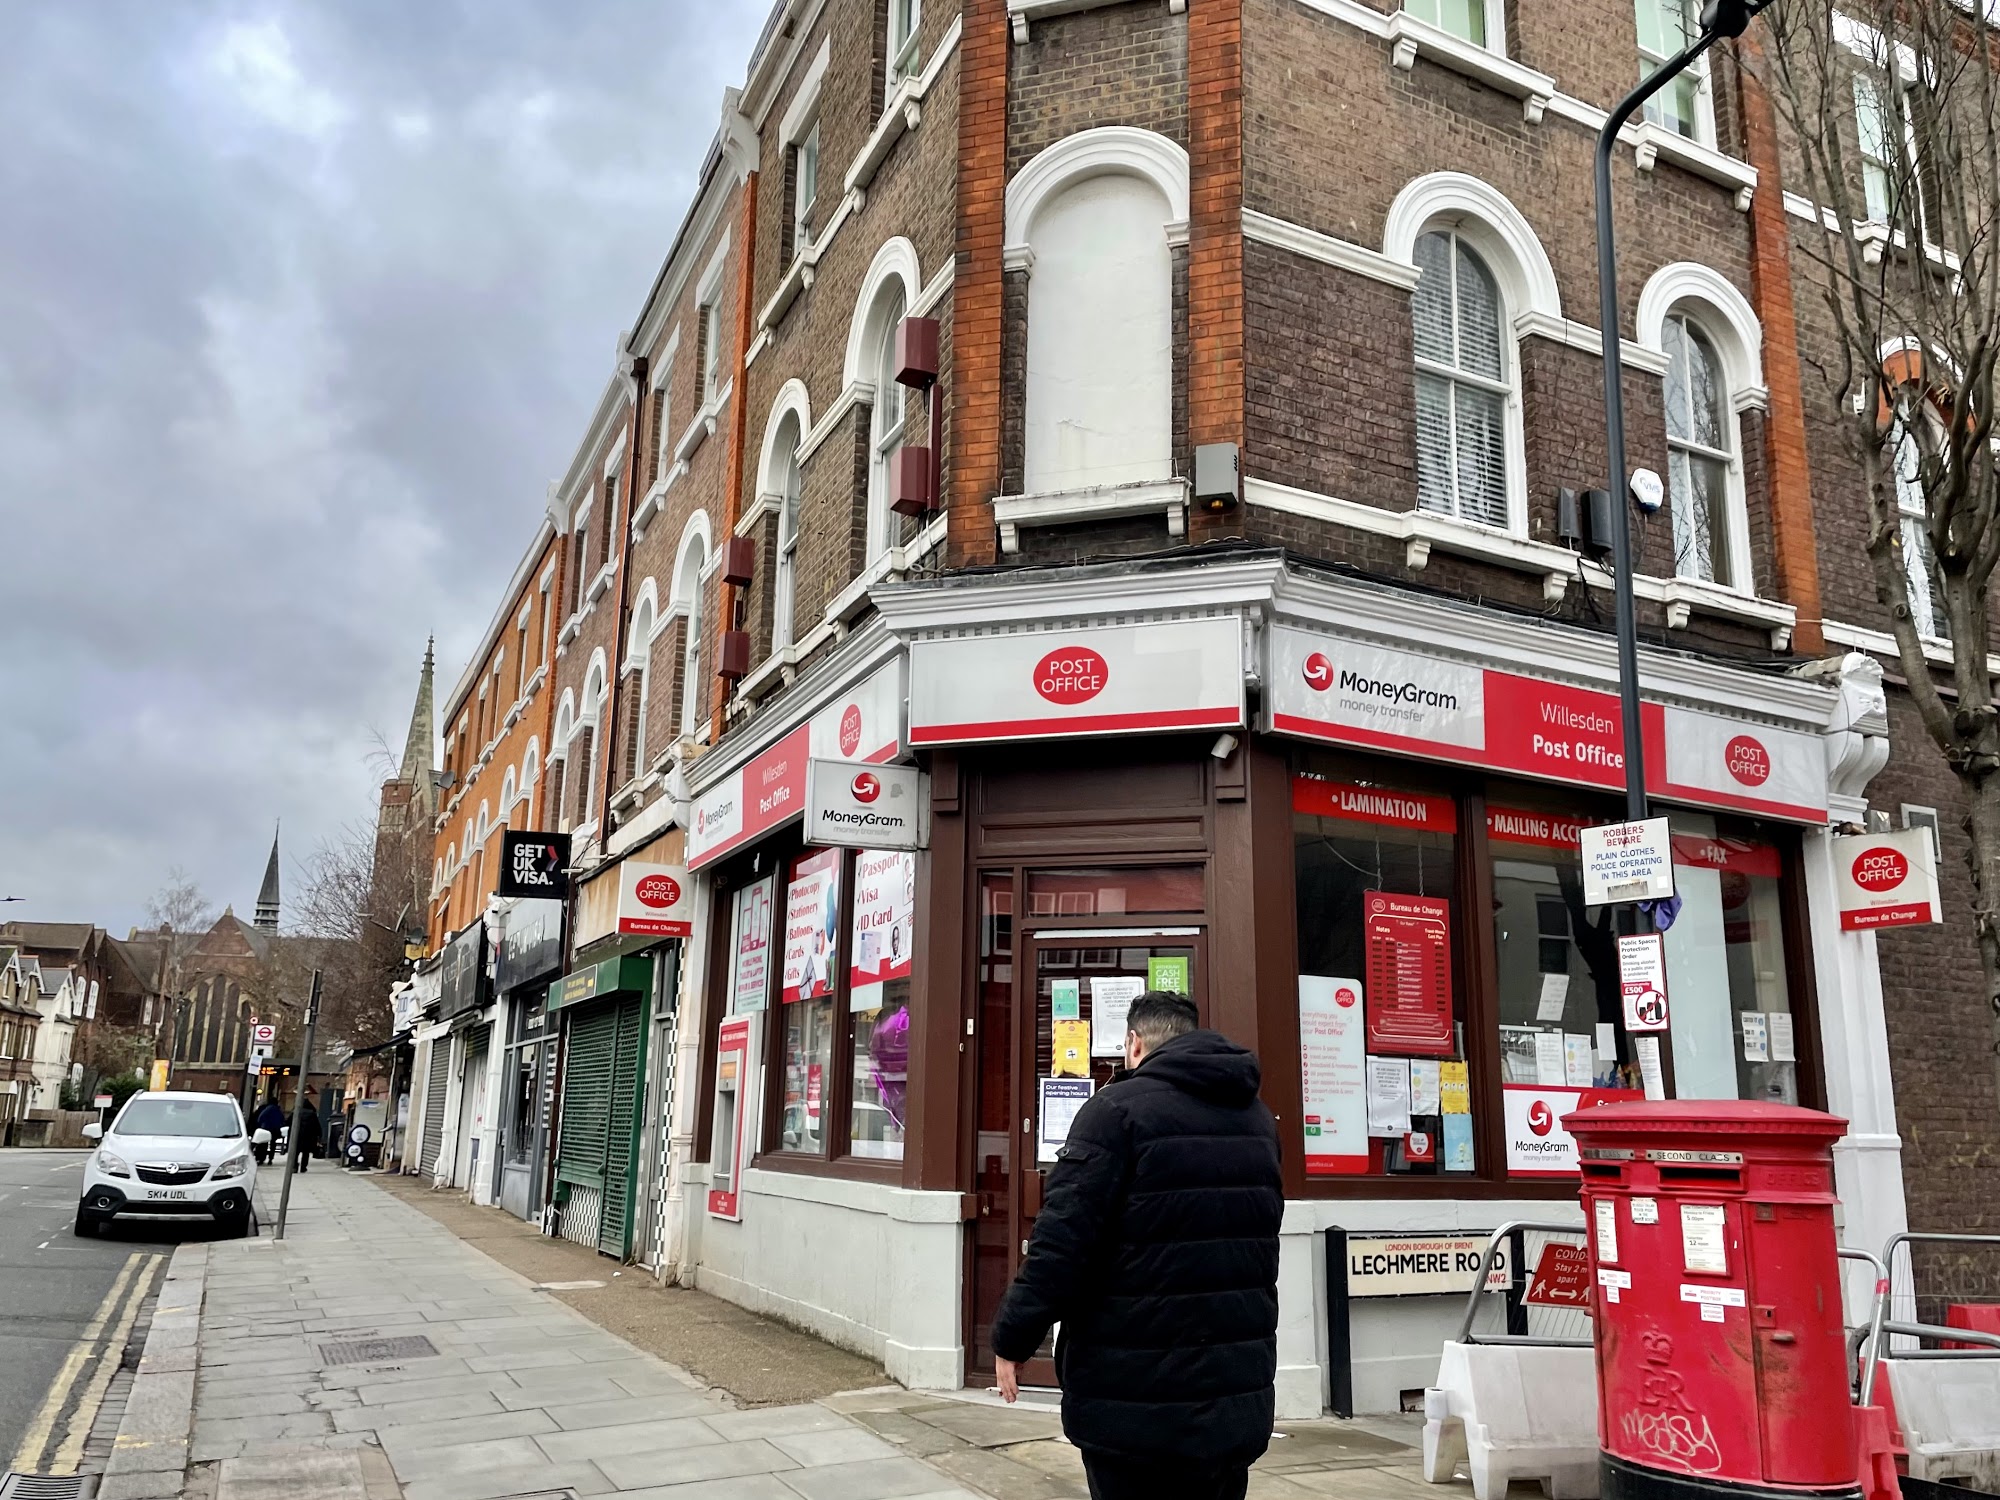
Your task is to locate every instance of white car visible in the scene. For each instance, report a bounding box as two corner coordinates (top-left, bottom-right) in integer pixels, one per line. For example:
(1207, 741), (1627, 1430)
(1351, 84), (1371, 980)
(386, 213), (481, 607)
(77, 1091), (258, 1237)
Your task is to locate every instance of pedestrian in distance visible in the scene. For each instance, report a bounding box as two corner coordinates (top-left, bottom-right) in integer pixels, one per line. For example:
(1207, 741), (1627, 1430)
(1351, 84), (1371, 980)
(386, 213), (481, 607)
(291, 1088), (323, 1173)
(991, 990), (1284, 1500)
(252, 1095), (286, 1164)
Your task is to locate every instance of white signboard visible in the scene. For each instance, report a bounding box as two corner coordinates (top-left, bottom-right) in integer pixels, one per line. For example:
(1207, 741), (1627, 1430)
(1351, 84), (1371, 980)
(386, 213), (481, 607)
(1346, 1234), (1512, 1298)
(1503, 1085), (1589, 1177)
(616, 862), (693, 938)
(909, 618), (1244, 747)
(805, 759), (926, 850)
(1832, 828), (1942, 931)
(1299, 976), (1369, 1176)
(1617, 933), (1670, 1032)
(252, 1024), (278, 1045)
(1580, 817), (1675, 905)
(729, 876), (775, 1014)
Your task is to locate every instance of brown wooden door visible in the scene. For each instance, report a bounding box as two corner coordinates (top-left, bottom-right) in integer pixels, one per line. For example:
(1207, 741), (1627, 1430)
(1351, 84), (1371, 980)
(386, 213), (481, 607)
(967, 921), (1204, 1389)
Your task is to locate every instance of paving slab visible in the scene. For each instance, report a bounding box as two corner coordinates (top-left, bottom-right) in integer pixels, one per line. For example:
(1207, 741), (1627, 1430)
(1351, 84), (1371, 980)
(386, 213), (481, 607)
(532, 1413), (726, 1464)
(593, 1436), (803, 1492)
(778, 1455), (970, 1500)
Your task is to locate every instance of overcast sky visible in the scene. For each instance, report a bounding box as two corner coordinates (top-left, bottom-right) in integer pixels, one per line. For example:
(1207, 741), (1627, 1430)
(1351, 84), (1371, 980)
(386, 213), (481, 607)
(0, 2), (770, 936)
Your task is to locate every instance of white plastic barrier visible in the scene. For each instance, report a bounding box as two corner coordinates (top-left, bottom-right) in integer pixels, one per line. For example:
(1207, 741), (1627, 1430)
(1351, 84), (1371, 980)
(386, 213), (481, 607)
(1423, 1340), (1600, 1500)
(1883, 1361), (2000, 1491)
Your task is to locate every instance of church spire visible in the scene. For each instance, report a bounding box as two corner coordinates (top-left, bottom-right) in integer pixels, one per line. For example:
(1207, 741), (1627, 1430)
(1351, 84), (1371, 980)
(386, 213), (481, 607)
(400, 637), (437, 799)
(254, 823), (281, 932)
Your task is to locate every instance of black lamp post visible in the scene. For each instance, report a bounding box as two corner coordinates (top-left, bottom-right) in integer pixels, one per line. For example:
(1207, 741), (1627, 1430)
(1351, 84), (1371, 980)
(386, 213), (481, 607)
(1595, 0), (1778, 820)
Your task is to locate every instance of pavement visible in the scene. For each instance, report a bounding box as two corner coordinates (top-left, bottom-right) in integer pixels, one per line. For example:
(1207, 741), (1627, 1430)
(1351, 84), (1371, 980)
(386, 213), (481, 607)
(0, 1148), (209, 1476)
(88, 1165), (1443, 1500)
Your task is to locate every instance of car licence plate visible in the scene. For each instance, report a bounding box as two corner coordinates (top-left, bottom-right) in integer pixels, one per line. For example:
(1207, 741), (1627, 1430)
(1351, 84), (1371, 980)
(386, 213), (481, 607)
(144, 1188), (190, 1200)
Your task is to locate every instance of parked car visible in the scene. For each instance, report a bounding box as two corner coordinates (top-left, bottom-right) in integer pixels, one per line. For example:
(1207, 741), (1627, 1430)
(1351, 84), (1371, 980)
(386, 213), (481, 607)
(76, 1090), (257, 1237)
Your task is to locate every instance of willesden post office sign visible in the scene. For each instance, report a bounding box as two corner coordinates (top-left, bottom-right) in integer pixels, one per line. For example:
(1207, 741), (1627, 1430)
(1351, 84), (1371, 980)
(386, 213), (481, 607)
(1345, 1233), (1512, 1297)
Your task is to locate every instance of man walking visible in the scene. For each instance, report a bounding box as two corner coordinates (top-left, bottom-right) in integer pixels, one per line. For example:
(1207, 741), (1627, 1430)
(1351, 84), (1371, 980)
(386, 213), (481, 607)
(252, 1095), (286, 1164)
(290, 1088), (322, 1173)
(991, 991), (1283, 1500)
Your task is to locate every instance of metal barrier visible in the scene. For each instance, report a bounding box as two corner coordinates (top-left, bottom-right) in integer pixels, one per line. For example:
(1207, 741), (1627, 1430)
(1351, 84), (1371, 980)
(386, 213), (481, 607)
(1864, 1232), (2000, 1493)
(1455, 1220), (1593, 1348)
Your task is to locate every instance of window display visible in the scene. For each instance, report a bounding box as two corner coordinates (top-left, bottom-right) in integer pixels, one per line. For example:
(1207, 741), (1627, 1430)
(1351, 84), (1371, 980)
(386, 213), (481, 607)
(849, 849), (914, 1160)
(1294, 765), (1472, 1176)
(777, 849), (842, 1155)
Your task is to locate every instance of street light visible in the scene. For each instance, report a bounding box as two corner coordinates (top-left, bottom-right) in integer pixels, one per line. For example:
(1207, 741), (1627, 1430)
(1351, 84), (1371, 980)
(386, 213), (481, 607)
(1594, 0), (1780, 820)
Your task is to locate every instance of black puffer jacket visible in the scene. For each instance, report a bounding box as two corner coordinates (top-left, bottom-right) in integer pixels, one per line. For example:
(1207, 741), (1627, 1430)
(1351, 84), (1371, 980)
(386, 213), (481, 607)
(991, 1029), (1283, 1468)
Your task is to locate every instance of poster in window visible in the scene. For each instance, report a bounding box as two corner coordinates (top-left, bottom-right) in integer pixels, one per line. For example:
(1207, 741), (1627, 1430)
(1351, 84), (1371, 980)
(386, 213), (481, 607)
(848, 849), (915, 1012)
(1363, 891), (1454, 1055)
(730, 875), (776, 1013)
(1299, 976), (1369, 1176)
(781, 850), (843, 1004)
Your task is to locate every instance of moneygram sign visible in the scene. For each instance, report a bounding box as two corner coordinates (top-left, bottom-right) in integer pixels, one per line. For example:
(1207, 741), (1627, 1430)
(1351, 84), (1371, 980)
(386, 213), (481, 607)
(1269, 624), (1827, 823)
(804, 759), (926, 850)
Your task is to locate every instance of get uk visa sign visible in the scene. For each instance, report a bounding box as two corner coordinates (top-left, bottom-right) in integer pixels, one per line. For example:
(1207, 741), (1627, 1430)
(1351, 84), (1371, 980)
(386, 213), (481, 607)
(908, 619), (1245, 746)
(1833, 828), (1940, 931)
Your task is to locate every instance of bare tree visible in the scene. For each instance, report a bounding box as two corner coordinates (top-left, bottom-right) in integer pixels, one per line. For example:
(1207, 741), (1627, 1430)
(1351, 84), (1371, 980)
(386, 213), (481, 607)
(1758, 2), (2000, 1058)
(144, 868), (215, 1004)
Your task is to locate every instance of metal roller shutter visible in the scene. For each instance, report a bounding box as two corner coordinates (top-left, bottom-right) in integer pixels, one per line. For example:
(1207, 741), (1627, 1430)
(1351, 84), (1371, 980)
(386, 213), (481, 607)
(553, 996), (647, 1259)
(597, 998), (646, 1258)
(418, 1040), (451, 1175)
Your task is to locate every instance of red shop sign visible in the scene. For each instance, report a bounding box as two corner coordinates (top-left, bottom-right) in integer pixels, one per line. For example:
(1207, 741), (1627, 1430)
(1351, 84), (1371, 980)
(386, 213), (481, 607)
(1363, 891), (1455, 1056)
(1293, 777), (1457, 833)
(1487, 807), (1602, 850)
(1523, 1242), (1593, 1308)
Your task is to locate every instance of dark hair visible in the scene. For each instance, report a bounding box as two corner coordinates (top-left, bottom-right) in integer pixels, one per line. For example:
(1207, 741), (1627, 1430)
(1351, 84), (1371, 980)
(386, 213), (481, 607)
(1127, 990), (1198, 1049)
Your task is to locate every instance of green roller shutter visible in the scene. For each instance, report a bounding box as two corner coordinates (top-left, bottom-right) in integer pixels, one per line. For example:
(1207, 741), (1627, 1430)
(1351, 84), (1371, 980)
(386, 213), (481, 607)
(557, 1003), (617, 1192)
(598, 997), (647, 1258)
(553, 993), (649, 1260)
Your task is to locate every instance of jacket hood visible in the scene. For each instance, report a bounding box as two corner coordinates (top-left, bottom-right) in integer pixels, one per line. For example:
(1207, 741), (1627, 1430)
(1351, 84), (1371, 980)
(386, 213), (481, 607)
(1136, 1028), (1262, 1107)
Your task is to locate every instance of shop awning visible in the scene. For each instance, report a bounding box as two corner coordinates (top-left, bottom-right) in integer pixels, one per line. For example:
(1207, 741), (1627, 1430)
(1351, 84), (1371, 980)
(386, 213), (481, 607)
(548, 954), (654, 1014)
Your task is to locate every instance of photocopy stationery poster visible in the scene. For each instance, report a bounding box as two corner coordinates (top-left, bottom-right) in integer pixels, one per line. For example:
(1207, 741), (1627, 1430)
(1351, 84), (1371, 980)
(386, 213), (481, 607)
(1299, 976), (1368, 1176)
(781, 850), (842, 1004)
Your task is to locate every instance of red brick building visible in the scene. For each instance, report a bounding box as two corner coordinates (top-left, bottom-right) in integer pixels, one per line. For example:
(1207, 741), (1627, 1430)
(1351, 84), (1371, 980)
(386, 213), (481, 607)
(428, 0), (1994, 1413)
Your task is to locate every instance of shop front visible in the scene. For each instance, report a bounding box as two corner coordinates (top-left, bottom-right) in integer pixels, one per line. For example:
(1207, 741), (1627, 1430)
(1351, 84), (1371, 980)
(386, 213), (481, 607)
(495, 896), (564, 1223)
(863, 553), (1898, 1415)
(680, 640), (968, 1387)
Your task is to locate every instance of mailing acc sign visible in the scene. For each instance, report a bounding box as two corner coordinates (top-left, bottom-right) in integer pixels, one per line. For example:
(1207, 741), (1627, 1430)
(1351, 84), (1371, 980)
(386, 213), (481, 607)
(805, 760), (925, 849)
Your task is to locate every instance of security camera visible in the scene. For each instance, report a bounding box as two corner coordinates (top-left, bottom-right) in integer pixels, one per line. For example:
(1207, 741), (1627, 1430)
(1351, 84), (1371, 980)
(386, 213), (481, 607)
(1210, 733), (1240, 761)
(1630, 468), (1666, 514)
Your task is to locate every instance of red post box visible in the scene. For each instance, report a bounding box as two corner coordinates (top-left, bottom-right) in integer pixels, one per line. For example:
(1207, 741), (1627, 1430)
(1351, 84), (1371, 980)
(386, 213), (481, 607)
(1565, 1100), (1858, 1500)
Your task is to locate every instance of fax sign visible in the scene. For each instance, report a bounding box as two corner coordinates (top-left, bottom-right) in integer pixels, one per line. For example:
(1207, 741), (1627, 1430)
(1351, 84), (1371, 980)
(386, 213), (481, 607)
(499, 831), (571, 899)
(1580, 816), (1675, 906)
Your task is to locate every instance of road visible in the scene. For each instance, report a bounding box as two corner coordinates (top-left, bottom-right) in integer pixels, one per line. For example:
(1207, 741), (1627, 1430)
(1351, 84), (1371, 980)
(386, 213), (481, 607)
(0, 1150), (228, 1477)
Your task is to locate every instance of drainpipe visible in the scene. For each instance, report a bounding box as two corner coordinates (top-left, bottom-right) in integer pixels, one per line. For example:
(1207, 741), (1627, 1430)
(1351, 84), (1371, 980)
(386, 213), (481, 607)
(710, 167), (759, 744)
(599, 355), (649, 838)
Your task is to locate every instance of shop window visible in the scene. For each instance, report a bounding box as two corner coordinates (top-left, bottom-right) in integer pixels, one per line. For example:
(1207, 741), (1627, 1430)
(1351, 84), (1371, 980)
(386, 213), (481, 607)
(1293, 769), (1471, 1178)
(1663, 814), (1797, 1104)
(1025, 866), (1203, 918)
(776, 848), (842, 1156)
(849, 849), (915, 1161)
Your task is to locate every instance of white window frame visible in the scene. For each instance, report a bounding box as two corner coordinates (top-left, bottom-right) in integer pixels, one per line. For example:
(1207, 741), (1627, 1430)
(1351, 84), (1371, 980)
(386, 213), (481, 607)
(675, 540), (708, 738)
(1636, 0), (1716, 145)
(1662, 309), (1743, 589)
(1403, 0), (1505, 52)
(866, 284), (910, 564)
(700, 299), (722, 404)
(625, 600), (656, 779)
(773, 437), (802, 652)
(888, 0), (922, 88)
(1412, 226), (1518, 533)
(1891, 403), (1950, 642)
(653, 356), (676, 481)
(794, 117), (821, 243)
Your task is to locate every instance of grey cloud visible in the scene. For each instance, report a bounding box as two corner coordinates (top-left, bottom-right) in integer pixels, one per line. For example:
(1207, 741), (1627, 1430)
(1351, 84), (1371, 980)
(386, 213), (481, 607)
(0, 1), (768, 925)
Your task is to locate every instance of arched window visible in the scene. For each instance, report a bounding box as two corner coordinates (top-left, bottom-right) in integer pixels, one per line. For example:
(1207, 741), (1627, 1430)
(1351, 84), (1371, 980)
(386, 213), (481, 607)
(576, 659), (606, 828)
(1009, 130), (1185, 498)
(774, 423), (803, 652)
(550, 696), (574, 833)
(676, 538), (708, 736)
(622, 598), (656, 785)
(1413, 229), (1510, 530)
(499, 769), (517, 824)
(1663, 312), (1736, 586)
(868, 283), (910, 560)
(520, 741), (541, 827)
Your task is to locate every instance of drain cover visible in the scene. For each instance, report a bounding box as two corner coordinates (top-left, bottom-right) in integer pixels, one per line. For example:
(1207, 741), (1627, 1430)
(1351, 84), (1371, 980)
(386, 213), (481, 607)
(318, 1335), (439, 1366)
(0, 1476), (93, 1500)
